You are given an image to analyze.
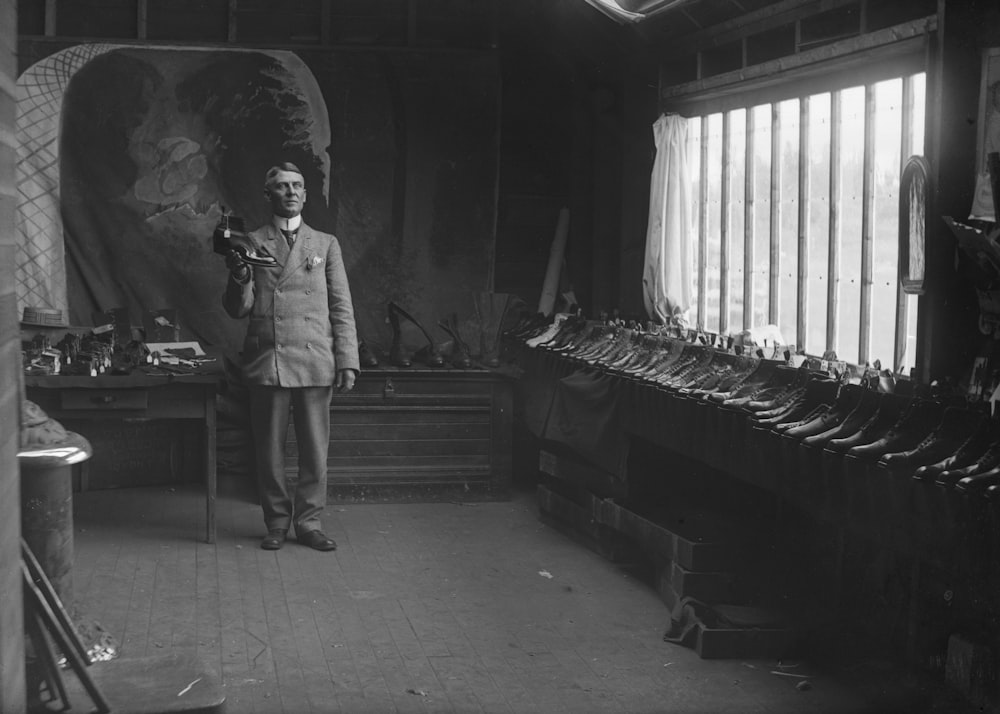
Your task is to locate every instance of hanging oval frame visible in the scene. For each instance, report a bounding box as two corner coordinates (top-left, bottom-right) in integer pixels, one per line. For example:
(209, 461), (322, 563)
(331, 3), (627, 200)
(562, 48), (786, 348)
(899, 155), (930, 295)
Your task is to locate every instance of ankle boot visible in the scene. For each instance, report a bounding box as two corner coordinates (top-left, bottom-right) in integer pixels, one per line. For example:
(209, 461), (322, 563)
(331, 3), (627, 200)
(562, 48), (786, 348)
(439, 314), (473, 369)
(387, 304), (412, 367)
(388, 302), (444, 367)
(358, 339), (380, 368)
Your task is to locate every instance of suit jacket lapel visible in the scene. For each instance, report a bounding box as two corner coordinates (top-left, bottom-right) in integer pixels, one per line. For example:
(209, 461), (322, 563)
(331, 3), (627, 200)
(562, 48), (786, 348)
(276, 223), (311, 286)
(262, 224), (290, 272)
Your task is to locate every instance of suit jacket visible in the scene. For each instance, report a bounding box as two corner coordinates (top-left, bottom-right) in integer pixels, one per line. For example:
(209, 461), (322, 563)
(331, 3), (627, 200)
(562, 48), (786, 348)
(223, 221), (360, 387)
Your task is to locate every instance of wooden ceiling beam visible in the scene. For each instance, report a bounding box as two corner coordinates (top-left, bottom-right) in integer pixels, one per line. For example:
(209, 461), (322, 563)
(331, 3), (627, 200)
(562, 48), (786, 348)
(659, 0), (862, 58)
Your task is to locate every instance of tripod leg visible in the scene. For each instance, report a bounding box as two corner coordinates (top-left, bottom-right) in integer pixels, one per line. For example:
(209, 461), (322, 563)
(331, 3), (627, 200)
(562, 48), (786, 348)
(22, 563), (111, 713)
(22, 538), (89, 664)
(25, 606), (69, 710)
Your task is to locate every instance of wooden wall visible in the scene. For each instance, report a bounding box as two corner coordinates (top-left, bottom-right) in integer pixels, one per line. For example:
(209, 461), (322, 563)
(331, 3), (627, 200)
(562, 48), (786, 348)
(0, 0), (26, 708)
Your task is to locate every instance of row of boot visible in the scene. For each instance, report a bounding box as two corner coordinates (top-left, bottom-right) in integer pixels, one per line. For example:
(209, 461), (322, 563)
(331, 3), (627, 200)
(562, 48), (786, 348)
(359, 302), (489, 369)
(509, 316), (1000, 565)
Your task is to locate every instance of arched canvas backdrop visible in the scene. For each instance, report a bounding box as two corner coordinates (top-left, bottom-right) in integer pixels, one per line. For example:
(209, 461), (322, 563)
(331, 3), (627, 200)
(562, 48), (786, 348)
(16, 44), (499, 358)
(16, 44), (333, 355)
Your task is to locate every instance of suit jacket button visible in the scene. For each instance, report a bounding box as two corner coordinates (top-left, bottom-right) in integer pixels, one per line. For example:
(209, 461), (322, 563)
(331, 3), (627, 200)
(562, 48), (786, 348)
(275, 316), (282, 322)
(277, 344), (283, 350)
(306, 343), (312, 349)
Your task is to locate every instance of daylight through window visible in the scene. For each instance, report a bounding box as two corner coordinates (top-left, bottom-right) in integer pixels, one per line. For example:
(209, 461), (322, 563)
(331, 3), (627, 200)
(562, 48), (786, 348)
(683, 72), (925, 373)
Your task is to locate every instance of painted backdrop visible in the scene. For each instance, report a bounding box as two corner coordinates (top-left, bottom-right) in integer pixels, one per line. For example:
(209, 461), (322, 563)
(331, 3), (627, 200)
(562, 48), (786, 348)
(19, 44), (499, 359)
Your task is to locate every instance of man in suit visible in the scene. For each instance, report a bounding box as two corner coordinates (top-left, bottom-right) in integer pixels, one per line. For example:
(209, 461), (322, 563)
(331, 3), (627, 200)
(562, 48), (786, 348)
(223, 162), (360, 551)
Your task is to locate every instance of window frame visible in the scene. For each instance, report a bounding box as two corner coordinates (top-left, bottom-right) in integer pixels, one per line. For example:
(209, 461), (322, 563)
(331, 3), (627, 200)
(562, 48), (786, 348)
(659, 23), (932, 373)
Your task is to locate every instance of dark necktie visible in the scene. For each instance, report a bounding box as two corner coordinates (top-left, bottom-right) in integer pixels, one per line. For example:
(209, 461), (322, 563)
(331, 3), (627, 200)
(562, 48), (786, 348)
(281, 229), (297, 249)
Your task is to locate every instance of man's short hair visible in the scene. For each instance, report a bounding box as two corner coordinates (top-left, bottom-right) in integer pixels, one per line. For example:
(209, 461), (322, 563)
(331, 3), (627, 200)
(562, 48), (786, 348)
(264, 162), (304, 188)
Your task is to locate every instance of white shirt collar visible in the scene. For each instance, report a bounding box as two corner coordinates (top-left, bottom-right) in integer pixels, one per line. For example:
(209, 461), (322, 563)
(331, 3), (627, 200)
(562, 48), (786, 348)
(272, 214), (302, 232)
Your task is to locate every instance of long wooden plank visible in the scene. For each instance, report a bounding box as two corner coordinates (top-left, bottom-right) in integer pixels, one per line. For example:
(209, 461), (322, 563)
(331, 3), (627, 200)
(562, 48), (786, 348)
(328, 407), (491, 424)
(321, 423), (491, 441)
(275, 551), (339, 711)
(214, 499), (255, 714)
(258, 556), (312, 713)
(291, 439), (490, 458)
(309, 456), (492, 470)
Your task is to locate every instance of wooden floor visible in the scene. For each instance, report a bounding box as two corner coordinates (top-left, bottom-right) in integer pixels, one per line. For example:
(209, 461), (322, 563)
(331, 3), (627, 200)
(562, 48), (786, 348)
(65, 479), (974, 714)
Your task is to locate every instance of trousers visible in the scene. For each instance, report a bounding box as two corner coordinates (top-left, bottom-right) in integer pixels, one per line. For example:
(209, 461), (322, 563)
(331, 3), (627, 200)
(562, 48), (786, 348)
(249, 385), (332, 534)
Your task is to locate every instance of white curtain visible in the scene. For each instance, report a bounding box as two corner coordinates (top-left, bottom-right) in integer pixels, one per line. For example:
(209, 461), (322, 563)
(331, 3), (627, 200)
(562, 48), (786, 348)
(642, 113), (692, 324)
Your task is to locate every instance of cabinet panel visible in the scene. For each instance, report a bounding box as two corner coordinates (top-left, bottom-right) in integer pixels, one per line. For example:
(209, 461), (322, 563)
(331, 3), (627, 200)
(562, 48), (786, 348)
(286, 368), (511, 501)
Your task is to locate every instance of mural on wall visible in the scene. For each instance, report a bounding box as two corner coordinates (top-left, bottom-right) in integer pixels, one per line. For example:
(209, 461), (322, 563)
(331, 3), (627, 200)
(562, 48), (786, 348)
(17, 44), (499, 360)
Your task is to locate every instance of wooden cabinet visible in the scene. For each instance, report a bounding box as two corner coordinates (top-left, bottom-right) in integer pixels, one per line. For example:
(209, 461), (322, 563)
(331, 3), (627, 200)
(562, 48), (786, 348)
(287, 368), (513, 502)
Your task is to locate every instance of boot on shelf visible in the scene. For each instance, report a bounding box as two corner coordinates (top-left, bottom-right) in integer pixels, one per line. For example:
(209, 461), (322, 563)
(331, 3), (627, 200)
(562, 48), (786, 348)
(358, 339), (379, 368)
(387, 302), (444, 368)
(438, 314), (473, 369)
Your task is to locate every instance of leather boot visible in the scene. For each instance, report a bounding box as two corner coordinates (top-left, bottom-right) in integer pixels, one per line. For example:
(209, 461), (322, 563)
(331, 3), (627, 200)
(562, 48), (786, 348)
(388, 302), (444, 367)
(387, 303), (412, 367)
(847, 398), (945, 462)
(438, 314), (473, 369)
(825, 392), (910, 454)
(358, 339), (380, 368)
(914, 418), (998, 482)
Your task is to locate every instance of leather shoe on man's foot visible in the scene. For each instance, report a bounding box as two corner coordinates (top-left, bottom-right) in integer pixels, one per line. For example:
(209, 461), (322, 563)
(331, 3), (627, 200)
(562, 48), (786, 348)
(261, 529), (287, 550)
(298, 530), (337, 551)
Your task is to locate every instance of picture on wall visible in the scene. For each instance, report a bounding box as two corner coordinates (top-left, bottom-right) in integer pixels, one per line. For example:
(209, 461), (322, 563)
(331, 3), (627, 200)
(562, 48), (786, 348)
(970, 47), (1000, 222)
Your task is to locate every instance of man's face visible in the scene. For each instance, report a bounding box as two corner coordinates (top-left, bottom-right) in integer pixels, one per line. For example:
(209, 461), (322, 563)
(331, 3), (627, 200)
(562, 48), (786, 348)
(266, 170), (307, 218)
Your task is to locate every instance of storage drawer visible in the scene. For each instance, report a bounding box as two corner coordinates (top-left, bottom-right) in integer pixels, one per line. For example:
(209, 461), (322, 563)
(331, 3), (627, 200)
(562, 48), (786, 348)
(60, 389), (149, 411)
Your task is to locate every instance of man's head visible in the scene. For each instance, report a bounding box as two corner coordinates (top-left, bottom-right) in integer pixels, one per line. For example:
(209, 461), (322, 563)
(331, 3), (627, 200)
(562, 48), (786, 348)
(264, 162), (307, 218)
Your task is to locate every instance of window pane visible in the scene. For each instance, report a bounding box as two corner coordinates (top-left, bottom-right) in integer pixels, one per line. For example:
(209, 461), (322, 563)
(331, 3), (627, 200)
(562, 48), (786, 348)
(838, 87), (865, 363)
(728, 109), (747, 331)
(704, 113), (723, 333)
(870, 79), (903, 368)
(806, 93), (831, 354)
(777, 99), (800, 347)
(752, 105), (772, 329)
(688, 117), (702, 324)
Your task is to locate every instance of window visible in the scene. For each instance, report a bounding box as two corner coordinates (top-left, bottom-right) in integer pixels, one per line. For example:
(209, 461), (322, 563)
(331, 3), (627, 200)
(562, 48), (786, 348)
(683, 72), (925, 373)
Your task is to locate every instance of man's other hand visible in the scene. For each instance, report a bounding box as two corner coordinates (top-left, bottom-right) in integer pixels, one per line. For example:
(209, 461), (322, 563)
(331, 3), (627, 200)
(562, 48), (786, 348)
(335, 368), (357, 392)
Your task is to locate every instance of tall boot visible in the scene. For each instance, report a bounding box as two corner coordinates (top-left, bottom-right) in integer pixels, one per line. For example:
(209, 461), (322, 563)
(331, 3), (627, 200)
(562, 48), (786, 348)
(388, 302), (444, 368)
(387, 304), (412, 367)
(438, 314), (473, 369)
